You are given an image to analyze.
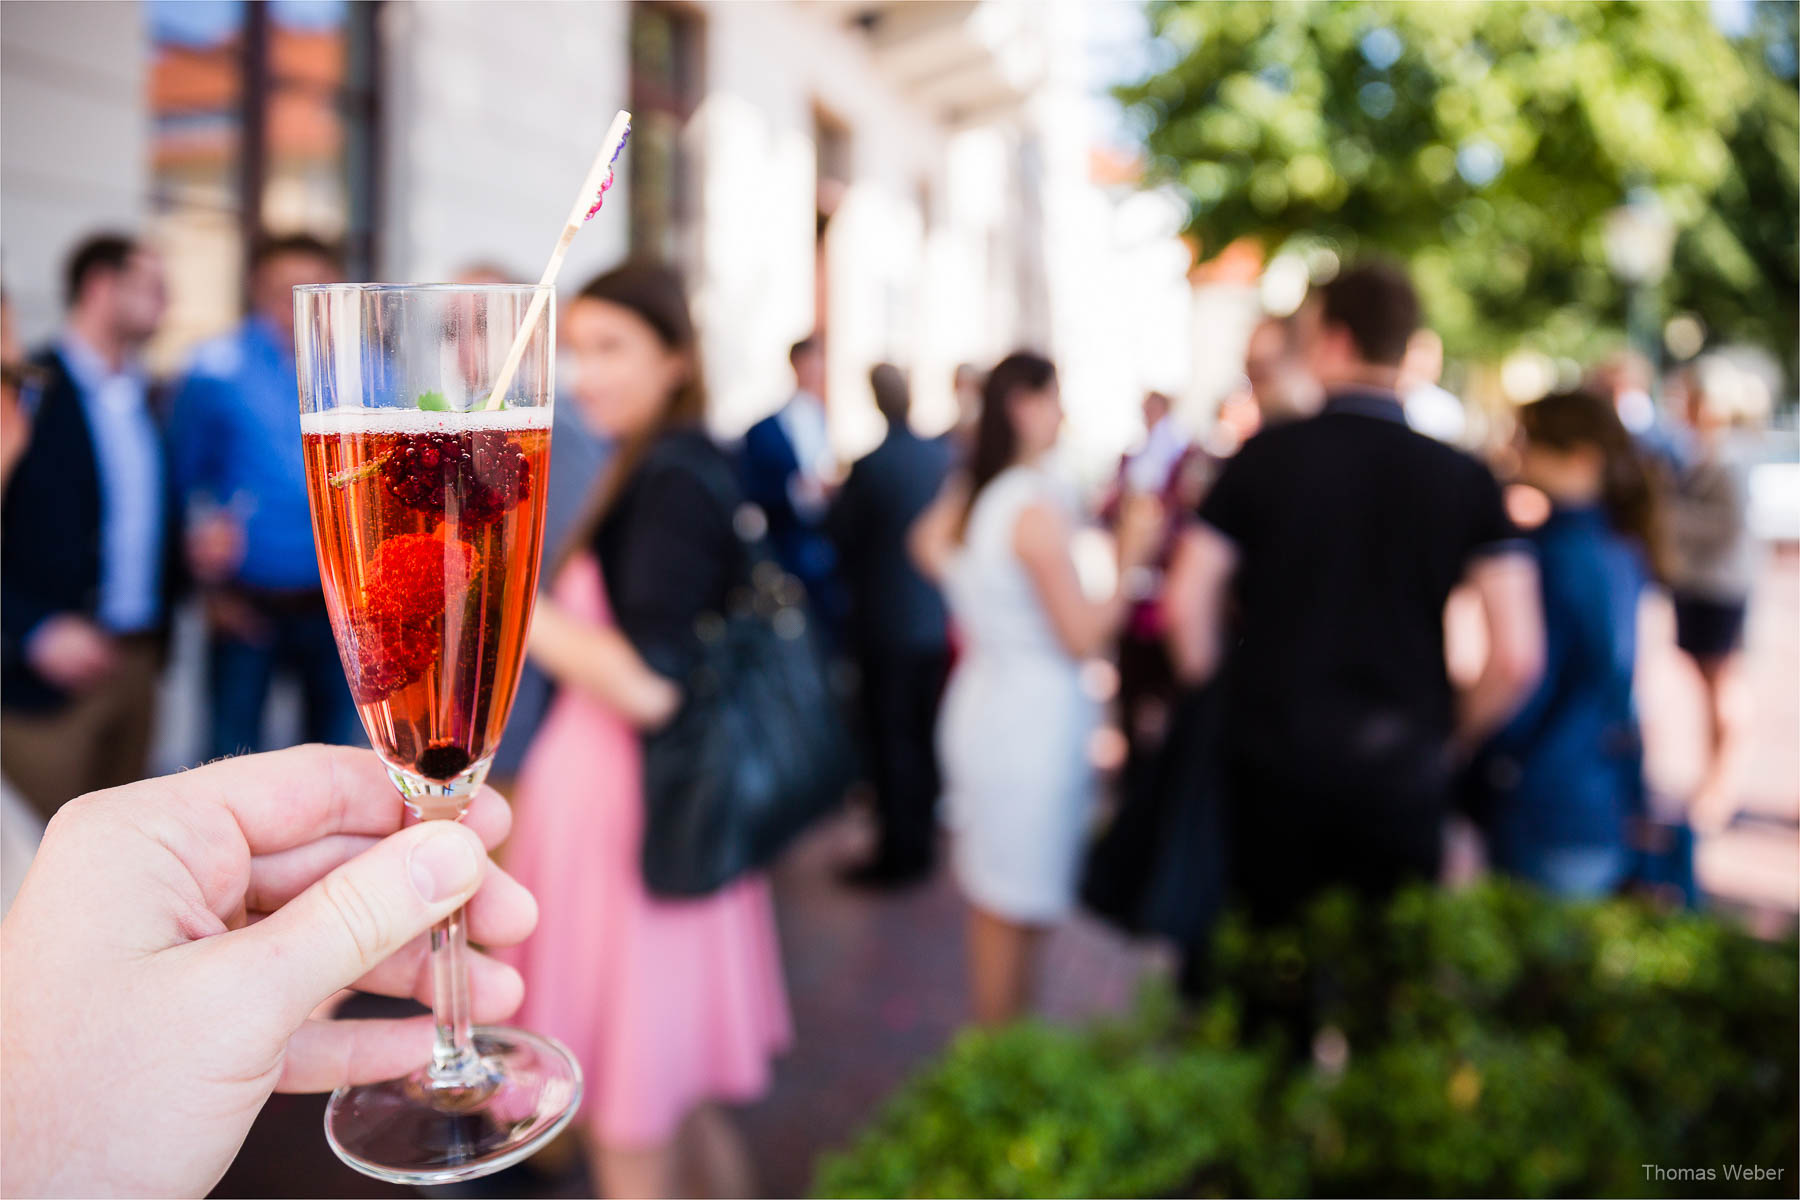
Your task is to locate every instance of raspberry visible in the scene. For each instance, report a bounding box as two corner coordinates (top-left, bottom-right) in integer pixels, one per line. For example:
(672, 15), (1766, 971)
(344, 532), (481, 703)
(345, 609), (437, 703)
(367, 533), (477, 627)
(377, 432), (532, 527)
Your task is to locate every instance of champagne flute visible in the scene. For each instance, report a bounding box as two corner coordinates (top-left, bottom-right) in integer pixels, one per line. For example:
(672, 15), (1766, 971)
(296, 282), (581, 1184)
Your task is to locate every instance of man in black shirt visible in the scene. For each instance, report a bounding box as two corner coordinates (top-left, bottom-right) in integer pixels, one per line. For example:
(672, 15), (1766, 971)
(1166, 262), (1543, 924)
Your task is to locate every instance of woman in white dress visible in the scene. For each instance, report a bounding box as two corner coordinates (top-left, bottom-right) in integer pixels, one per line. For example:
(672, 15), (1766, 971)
(912, 352), (1162, 1025)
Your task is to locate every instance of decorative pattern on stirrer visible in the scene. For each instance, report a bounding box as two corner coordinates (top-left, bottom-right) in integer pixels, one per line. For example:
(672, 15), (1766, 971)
(481, 109), (633, 411)
(583, 127), (632, 222)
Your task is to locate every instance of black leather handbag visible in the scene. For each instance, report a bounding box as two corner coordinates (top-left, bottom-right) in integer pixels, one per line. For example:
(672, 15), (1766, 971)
(1081, 684), (1227, 945)
(639, 449), (856, 897)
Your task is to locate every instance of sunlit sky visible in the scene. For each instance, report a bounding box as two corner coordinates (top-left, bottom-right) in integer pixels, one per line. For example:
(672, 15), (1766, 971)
(1084, 0), (1156, 151)
(150, 0), (346, 43)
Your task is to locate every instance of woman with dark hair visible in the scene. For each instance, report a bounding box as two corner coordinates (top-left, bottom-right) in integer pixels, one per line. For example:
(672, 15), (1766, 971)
(1475, 389), (1670, 897)
(501, 263), (790, 1198)
(913, 352), (1162, 1024)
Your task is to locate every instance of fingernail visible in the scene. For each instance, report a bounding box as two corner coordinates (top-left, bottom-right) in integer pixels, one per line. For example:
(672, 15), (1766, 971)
(408, 829), (482, 902)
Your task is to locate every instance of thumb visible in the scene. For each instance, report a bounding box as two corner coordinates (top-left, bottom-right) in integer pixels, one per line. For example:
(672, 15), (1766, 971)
(231, 821), (488, 1025)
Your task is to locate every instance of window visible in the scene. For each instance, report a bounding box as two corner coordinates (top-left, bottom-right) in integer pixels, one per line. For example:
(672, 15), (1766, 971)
(812, 104), (852, 346)
(628, 2), (703, 272)
(261, 1), (379, 266)
(148, 0), (378, 360)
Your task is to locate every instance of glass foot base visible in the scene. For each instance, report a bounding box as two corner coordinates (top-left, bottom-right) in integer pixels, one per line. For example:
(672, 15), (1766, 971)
(324, 1027), (582, 1185)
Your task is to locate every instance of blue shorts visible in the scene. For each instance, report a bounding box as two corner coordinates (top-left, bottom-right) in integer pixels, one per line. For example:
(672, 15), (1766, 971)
(1510, 844), (1631, 900)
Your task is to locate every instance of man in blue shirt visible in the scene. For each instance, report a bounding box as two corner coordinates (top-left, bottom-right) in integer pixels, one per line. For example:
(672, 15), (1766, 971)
(2, 234), (176, 818)
(741, 336), (845, 634)
(168, 234), (359, 757)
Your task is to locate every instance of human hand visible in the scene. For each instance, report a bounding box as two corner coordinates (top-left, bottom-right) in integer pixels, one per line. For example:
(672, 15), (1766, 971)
(526, 594), (578, 671)
(24, 613), (117, 693)
(0, 746), (536, 1198)
(1115, 492), (1167, 570)
(187, 510), (246, 585)
(0, 297), (34, 489)
(204, 589), (270, 642)
(789, 471), (830, 520)
(0, 380), (30, 488)
(528, 594), (681, 728)
(1626, 814), (1676, 852)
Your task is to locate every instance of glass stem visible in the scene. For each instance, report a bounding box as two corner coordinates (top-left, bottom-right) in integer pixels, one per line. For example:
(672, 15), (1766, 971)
(427, 901), (483, 1084)
(386, 762), (495, 1093)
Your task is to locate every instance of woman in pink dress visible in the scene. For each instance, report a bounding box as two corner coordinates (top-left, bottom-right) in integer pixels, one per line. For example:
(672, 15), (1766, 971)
(502, 264), (791, 1198)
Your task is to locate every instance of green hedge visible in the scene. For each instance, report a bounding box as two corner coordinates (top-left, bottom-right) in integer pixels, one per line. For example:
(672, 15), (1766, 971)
(814, 883), (1797, 1198)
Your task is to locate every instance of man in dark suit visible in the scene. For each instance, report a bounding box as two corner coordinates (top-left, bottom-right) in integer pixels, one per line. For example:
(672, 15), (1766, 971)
(828, 363), (954, 887)
(1, 234), (178, 819)
(740, 335), (842, 631)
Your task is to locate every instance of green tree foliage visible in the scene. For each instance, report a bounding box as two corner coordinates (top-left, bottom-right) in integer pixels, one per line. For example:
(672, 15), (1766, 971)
(1117, 0), (1799, 373)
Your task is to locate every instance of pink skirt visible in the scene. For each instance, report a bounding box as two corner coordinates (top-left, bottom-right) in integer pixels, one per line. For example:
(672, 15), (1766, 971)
(498, 555), (792, 1148)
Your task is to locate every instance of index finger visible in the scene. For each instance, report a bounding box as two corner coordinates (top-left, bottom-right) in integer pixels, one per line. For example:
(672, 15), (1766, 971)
(148, 745), (489, 857)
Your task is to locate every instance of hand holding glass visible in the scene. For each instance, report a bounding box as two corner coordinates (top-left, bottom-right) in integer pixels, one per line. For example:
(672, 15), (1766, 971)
(296, 283), (580, 1184)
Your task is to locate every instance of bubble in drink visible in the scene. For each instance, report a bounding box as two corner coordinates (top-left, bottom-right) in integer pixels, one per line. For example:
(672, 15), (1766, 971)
(302, 407), (552, 781)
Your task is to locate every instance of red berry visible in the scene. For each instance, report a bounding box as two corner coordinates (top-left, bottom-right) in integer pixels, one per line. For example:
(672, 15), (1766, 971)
(343, 532), (481, 703)
(377, 431), (532, 528)
(367, 533), (477, 627)
(345, 609), (437, 703)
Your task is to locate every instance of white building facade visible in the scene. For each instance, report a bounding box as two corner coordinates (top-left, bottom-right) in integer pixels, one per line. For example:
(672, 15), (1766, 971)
(3, 0), (1198, 466)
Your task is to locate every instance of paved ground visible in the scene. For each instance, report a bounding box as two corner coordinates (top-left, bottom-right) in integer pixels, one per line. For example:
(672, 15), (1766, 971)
(210, 549), (1798, 1199)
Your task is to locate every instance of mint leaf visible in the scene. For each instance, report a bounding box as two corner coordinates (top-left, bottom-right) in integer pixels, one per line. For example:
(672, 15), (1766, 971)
(417, 390), (452, 411)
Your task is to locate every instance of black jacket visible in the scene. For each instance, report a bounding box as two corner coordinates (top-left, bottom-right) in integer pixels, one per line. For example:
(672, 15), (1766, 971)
(739, 410), (844, 629)
(826, 427), (953, 653)
(1, 345), (183, 713)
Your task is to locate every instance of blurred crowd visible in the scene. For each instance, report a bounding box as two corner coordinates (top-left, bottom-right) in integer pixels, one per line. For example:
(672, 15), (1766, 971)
(0, 227), (1777, 1196)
